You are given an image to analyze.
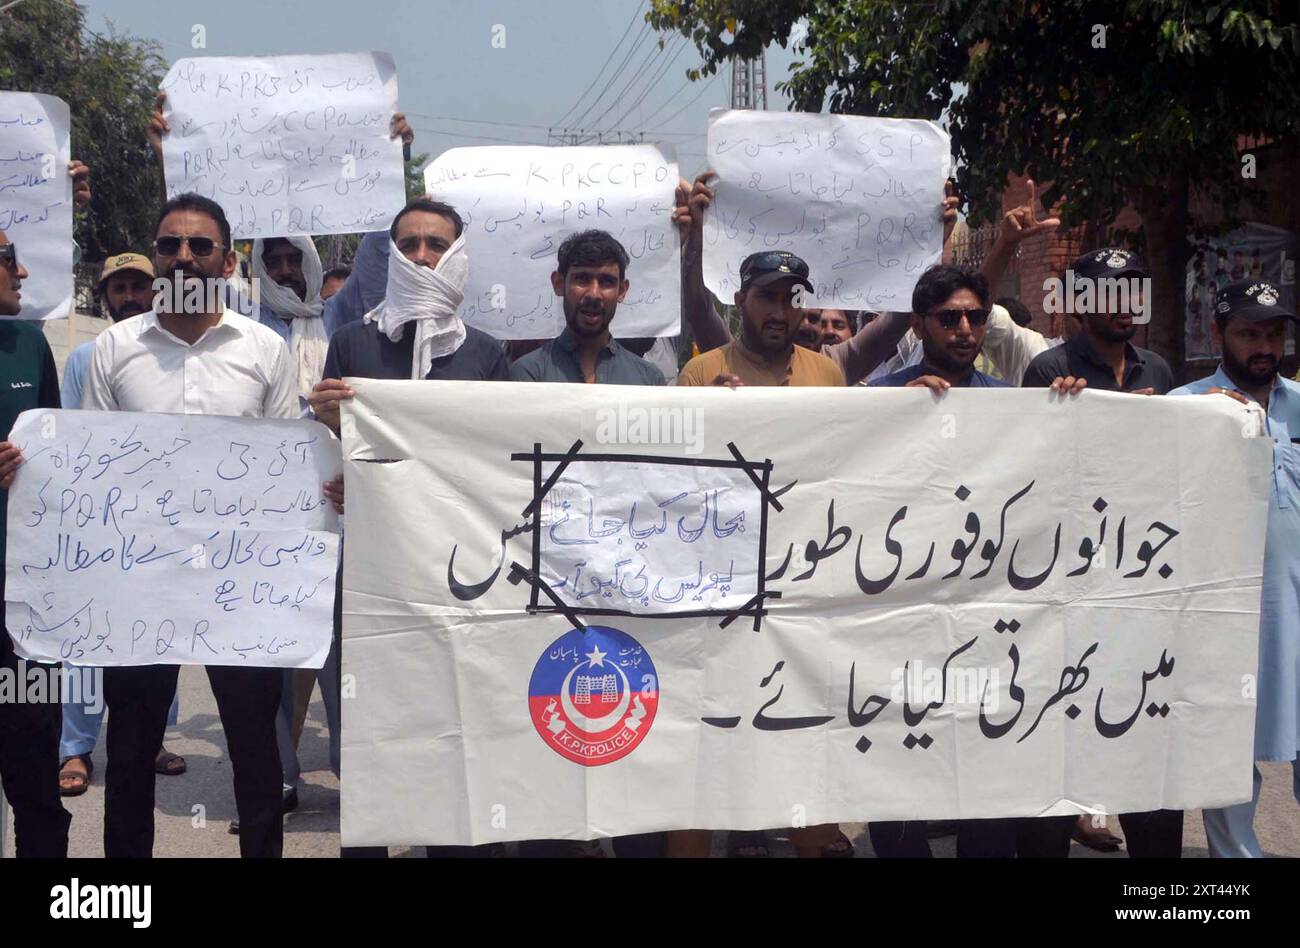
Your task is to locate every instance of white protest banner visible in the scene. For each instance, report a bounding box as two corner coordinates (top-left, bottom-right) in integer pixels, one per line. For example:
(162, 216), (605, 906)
(0, 92), (73, 321)
(704, 108), (950, 311)
(159, 51), (405, 239)
(5, 410), (341, 668)
(339, 381), (1270, 846)
(424, 144), (680, 339)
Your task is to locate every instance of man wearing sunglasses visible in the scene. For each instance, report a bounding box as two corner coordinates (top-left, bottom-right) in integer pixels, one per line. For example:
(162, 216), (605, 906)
(57, 252), (189, 800)
(870, 265), (1006, 391)
(81, 193), (300, 858)
(0, 230), (72, 857)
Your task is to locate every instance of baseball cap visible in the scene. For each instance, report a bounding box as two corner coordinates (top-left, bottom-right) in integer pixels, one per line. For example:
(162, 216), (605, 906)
(1214, 280), (1297, 322)
(739, 251), (814, 293)
(1070, 247), (1148, 282)
(99, 252), (155, 286)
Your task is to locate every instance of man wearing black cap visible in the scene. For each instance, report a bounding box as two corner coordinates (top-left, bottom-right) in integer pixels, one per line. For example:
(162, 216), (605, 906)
(678, 251), (844, 387)
(1021, 248), (1173, 395)
(1023, 248), (1180, 857)
(1171, 280), (1300, 857)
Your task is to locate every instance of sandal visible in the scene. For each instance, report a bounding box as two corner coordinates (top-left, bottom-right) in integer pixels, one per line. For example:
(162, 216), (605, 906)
(58, 754), (93, 797)
(822, 830), (855, 858)
(727, 829), (769, 858)
(155, 748), (188, 776)
(1072, 816), (1123, 852)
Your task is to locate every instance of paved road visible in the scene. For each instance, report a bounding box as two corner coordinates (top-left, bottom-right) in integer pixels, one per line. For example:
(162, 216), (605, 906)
(7, 665), (1298, 857)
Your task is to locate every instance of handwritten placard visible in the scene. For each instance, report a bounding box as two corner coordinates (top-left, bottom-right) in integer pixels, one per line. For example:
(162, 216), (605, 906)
(4, 410), (341, 668)
(537, 460), (760, 615)
(159, 51), (405, 239)
(424, 144), (680, 339)
(0, 92), (73, 321)
(703, 108), (951, 310)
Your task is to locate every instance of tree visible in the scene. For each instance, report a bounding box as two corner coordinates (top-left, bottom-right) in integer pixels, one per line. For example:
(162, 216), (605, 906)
(649, 0), (1300, 373)
(1, 0), (166, 261)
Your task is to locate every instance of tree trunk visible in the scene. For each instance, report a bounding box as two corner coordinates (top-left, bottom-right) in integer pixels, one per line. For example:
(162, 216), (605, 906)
(1135, 174), (1191, 384)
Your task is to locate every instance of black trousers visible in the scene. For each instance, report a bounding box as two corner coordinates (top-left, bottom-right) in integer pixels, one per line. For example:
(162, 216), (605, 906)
(104, 662), (283, 858)
(0, 629), (70, 857)
(1118, 809), (1183, 858)
(870, 817), (1074, 858)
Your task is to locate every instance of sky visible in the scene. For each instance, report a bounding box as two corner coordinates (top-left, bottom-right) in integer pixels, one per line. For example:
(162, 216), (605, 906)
(82, 0), (802, 177)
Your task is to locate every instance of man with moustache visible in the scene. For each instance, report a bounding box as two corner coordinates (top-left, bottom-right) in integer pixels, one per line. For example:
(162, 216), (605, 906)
(82, 193), (300, 858)
(56, 252), (187, 798)
(510, 230), (665, 386)
(678, 251), (843, 388)
(870, 266), (1006, 392)
(1021, 249), (1174, 396)
(1021, 248), (1179, 858)
(1171, 280), (1300, 857)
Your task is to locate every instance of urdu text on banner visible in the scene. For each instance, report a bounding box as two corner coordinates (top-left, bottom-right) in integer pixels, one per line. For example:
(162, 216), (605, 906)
(339, 381), (1269, 846)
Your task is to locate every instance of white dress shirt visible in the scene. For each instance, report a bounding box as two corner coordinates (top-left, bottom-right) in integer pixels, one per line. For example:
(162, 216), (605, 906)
(81, 307), (298, 419)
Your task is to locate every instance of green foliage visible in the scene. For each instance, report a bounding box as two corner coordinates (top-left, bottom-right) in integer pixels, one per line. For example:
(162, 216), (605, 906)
(651, 0), (1300, 367)
(650, 0), (1300, 229)
(1, 0), (166, 261)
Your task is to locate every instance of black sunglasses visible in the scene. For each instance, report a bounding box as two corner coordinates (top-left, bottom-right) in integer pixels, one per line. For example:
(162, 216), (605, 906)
(740, 251), (810, 279)
(929, 307), (991, 329)
(155, 235), (225, 258)
(0, 243), (17, 271)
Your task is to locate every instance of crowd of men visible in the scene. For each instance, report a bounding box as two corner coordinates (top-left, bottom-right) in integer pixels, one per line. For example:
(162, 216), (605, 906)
(0, 110), (1296, 861)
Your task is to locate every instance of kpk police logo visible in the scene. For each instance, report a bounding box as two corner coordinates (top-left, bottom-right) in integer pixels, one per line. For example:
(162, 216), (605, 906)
(528, 627), (658, 766)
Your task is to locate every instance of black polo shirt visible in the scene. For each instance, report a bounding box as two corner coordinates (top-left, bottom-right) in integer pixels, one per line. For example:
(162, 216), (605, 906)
(1020, 333), (1173, 394)
(0, 321), (61, 596)
(323, 320), (510, 382)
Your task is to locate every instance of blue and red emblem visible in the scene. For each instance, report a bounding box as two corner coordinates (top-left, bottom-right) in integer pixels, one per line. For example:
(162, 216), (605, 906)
(528, 626), (658, 766)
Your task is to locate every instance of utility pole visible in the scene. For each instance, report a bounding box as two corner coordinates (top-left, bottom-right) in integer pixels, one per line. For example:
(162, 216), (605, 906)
(730, 52), (767, 110)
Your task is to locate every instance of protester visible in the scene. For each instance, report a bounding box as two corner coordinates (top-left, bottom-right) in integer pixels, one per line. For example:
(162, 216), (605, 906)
(0, 228), (71, 857)
(511, 228), (667, 857)
(674, 249), (849, 858)
(510, 230), (665, 386)
(308, 196), (508, 858)
(0, 161), (91, 856)
(1020, 249), (1174, 396)
(147, 93), (415, 405)
(57, 252), (187, 799)
(1170, 280), (1300, 857)
(819, 309), (856, 347)
(81, 193), (301, 858)
(322, 266), (351, 301)
(1020, 247), (1179, 858)
(679, 171), (959, 385)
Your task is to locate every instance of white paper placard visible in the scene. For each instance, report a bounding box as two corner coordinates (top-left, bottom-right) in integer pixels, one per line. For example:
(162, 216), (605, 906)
(159, 51), (405, 238)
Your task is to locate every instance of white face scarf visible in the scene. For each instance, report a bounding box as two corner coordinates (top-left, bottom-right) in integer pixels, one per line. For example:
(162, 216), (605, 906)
(364, 235), (468, 379)
(252, 236), (328, 399)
